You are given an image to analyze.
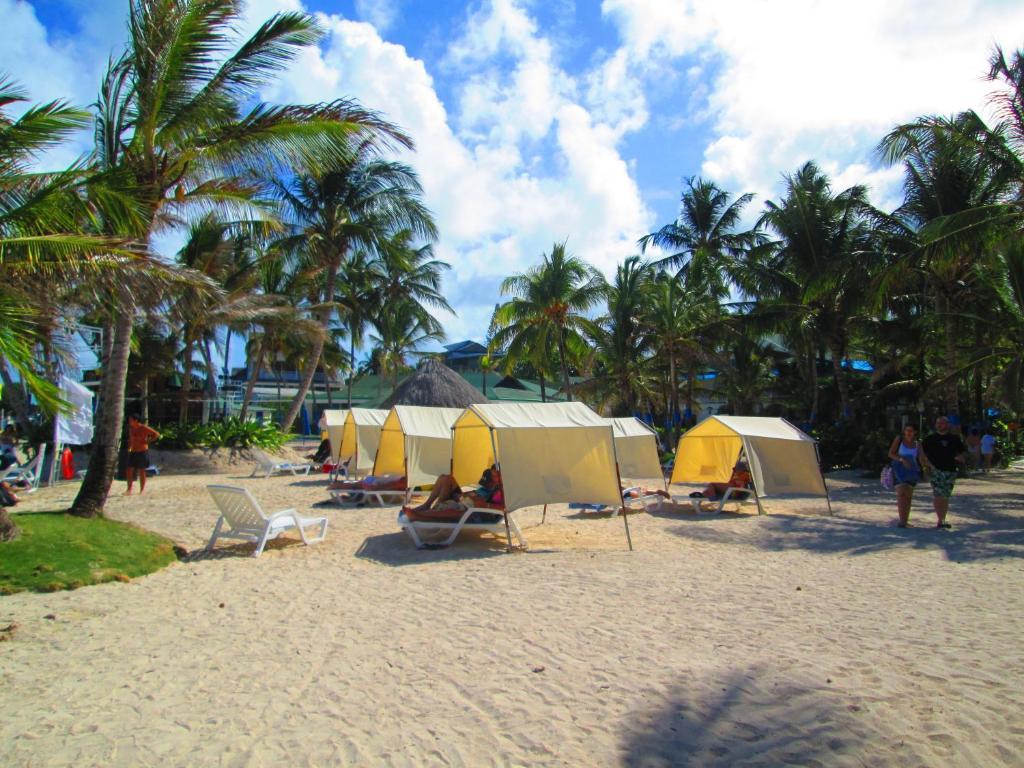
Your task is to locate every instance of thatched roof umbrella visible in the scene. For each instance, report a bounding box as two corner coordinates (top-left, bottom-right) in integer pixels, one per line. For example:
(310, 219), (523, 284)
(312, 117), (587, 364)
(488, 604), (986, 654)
(380, 358), (489, 409)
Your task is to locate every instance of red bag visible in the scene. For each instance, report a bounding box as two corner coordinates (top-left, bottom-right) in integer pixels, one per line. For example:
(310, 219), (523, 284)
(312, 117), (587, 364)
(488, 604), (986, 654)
(61, 447), (75, 480)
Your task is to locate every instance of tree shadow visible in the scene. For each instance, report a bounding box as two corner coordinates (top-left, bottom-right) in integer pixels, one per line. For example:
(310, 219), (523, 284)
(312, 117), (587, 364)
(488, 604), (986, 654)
(621, 666), (876, 767)
(354, 531), (515, 566)
(178, 538), (306, 561)
(664, 502), (1024, 563)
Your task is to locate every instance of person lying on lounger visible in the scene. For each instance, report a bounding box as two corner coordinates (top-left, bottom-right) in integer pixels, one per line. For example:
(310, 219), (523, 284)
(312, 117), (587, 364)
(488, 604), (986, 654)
(408, 466), (503, 514)
(689, 461), (752, 501)
(327, 473), (405, 492)
(622, 486), (670, 500)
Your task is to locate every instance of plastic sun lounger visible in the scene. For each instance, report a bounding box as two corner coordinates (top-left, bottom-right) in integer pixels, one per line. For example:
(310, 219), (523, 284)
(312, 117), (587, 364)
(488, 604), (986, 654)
(398, 506), (526, 550)
(667, 485), (757, 514)
(206, 484), (328, 557)
(569, 488), (661, 515)
(249, 449), (313, 478)
(3, 444), (46, 493)
(330, 487), (411, 507)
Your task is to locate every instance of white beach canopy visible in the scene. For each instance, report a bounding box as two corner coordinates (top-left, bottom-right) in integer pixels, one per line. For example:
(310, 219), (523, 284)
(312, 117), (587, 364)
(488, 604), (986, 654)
(373, 406), (463, 487)
(330, 408), (387, 474)
(670, 416), (830, 513)
(607, 417), (664, 485)
(452, 402), (633, 548)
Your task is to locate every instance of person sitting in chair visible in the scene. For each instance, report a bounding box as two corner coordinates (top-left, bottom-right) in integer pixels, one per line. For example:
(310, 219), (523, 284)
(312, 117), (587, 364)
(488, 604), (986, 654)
(690, 460), (752, 501)
(407, 466), (503, 515)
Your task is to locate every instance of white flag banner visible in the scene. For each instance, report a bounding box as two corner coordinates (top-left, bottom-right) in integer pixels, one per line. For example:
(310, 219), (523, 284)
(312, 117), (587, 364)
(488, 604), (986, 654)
(56, 375), (94, 445)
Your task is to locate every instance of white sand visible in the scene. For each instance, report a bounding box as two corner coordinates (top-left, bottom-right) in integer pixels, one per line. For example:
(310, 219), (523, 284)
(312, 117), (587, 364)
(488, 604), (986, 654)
(2, 466), (1023, 766)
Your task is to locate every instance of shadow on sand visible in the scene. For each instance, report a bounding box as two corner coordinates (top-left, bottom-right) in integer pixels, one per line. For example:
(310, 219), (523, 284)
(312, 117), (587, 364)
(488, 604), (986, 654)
(354, 530), (516, 566)
(621, 666), (872, 767)
(659, 479), (1024, 562)
(178, 538), (306, 561)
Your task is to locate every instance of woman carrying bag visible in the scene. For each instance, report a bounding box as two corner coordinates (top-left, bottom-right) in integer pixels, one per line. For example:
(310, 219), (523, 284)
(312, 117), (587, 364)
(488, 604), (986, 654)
(888, 424), (929, 528)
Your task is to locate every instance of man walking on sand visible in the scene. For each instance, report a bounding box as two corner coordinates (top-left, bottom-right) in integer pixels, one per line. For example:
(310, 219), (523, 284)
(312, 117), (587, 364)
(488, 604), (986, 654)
(126, 415), (161, 495)
(922, 416), (966, 529)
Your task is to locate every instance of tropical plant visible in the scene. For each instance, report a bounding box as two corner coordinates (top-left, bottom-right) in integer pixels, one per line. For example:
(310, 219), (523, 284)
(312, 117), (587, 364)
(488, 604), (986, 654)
(491, 242), (605, 400)
(71, 0), (406, 517)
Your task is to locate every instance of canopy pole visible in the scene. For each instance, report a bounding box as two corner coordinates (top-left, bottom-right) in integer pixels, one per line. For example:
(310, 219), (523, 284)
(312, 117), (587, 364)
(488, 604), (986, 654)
(815, 443), (834, 516)
(614, 461), (633, 551)
(541, 504), (547, 525)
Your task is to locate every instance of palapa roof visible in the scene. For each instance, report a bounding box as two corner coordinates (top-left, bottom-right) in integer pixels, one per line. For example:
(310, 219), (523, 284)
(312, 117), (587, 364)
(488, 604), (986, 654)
(379, 358), (489, 409)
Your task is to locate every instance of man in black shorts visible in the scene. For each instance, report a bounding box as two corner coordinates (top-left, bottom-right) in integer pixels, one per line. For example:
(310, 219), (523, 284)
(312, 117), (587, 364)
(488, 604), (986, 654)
(922, 416), (966, 529)
(126, 415), (161, 495)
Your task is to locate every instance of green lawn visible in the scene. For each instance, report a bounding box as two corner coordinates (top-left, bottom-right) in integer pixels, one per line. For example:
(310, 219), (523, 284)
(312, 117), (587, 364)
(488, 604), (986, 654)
(0, 513), (178, 594)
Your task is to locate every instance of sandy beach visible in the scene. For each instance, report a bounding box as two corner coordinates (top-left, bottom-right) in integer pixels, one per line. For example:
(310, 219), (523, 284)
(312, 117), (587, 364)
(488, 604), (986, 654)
(2, 464), (1023, 766)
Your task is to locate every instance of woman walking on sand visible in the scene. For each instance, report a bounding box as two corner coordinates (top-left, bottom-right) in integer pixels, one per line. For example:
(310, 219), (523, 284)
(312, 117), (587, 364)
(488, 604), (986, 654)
(888, 424), (927, 528)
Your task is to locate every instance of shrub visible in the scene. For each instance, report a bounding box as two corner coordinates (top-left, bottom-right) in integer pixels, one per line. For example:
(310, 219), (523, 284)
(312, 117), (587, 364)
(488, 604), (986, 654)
(154, 418), (288, 452)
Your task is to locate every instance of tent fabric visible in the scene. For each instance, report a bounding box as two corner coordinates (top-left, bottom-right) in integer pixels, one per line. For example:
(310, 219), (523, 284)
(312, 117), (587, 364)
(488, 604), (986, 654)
(373, 406), (463, 487)
(452, 402), (622, 512)
(670, 415), (826, 498)
(332, 408), (387, 471)
(56, 376), (94, 445)
(606, 417), (662, 481)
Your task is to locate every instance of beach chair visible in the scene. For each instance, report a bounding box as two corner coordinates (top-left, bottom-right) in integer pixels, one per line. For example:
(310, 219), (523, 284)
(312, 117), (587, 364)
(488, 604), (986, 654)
(398, 505), (526, 550)
(3, 444), (46, 493)
(330, 474), (409, 506)
(206, 484), (328, 557)
(249, 449), (312, 478)
(668, 485), (757, 514)
(568, 488), (660, 515)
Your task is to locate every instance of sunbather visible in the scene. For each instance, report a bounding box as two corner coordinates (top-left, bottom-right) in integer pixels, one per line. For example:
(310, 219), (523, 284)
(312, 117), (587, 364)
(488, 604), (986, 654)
(328, 473), (405, 492)
(623, 486), (670, 500)
(689, 460), (752, 500)
(407, 467), (503, 514)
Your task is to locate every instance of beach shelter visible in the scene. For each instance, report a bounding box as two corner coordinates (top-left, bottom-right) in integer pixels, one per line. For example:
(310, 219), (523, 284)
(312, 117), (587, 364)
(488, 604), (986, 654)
(322, 409), (346, 467)
(607, 417), (664, 486)
(451, 402), (633, 548)
(670, 416), (831, 514)
(379, 358), (488, 409)
(373, 406), (463, 487)
(332, 408), (387, 476)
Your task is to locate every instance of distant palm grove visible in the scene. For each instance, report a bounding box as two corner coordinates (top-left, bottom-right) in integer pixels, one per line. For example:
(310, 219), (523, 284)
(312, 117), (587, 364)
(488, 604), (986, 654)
(1, 0), (1022, 517)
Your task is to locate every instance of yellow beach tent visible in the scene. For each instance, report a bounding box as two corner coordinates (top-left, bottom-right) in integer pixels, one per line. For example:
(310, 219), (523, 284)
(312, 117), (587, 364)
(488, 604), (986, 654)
(452, 402), (633, 548)
(670, 415), (831, 513)
(332, 408), (388, 475)
(607, 417), (664, 485)
(372, 406), (463, 487)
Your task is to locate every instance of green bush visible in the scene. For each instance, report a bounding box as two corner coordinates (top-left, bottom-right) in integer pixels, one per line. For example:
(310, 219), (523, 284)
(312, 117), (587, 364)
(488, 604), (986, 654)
(850, 428), (897, 473)
(154, 418), (288, 452)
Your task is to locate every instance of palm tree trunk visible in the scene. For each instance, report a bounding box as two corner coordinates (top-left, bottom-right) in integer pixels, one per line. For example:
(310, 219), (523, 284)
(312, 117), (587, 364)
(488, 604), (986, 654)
(282, 261), (338, 431)
(179, 336), (194, 423)
(141, 377), (150, 423)
(667, 344), (678, 442)
(200, 339), (217, 424)
(539, 372), (547, 402)
(557, 329), (573, 401)
(0, 507), (20, 542)
(238, 342), (264, 421)
(347, 333), (356, 407)
(71, 311), (133, 518)
(828, 338), (851, 419)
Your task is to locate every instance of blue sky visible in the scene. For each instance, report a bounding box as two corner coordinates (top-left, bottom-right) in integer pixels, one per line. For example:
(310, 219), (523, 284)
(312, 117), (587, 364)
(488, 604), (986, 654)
(5, 0), (1024, 360)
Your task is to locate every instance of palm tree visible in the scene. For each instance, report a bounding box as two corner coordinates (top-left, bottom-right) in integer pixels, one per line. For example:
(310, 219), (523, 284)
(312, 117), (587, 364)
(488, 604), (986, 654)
(878, 111), (1015, 412)
(492, 242), (605, 400)
(273, 144), (436, 431)
(369, 298), (445, 391)
(748, 161), (884, 419)
(71, 0), (410, 517)
(639, 176), (756, 296)
(582, 256), (654, 414)
(335, 250), (377, 407)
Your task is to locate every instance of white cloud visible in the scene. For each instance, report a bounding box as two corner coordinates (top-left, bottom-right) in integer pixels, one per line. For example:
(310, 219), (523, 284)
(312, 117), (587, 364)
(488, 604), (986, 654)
(601, 0), (1024, 209)
(353, 0), (401, 33)
(257, 0), (654, 342)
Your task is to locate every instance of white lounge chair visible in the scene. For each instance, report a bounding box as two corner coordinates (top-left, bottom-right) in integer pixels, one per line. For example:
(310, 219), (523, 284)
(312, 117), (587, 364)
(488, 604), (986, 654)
(249, 449), (312, 478)
(666, 485), (758, 514)
(398, 506), (526, 550)
(3, 444), (46, 493)
(206, 485), (328, 557)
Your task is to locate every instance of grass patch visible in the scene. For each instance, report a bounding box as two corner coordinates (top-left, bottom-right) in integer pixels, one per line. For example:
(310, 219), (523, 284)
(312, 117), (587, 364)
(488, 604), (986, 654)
(0, 513), (178, 595)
